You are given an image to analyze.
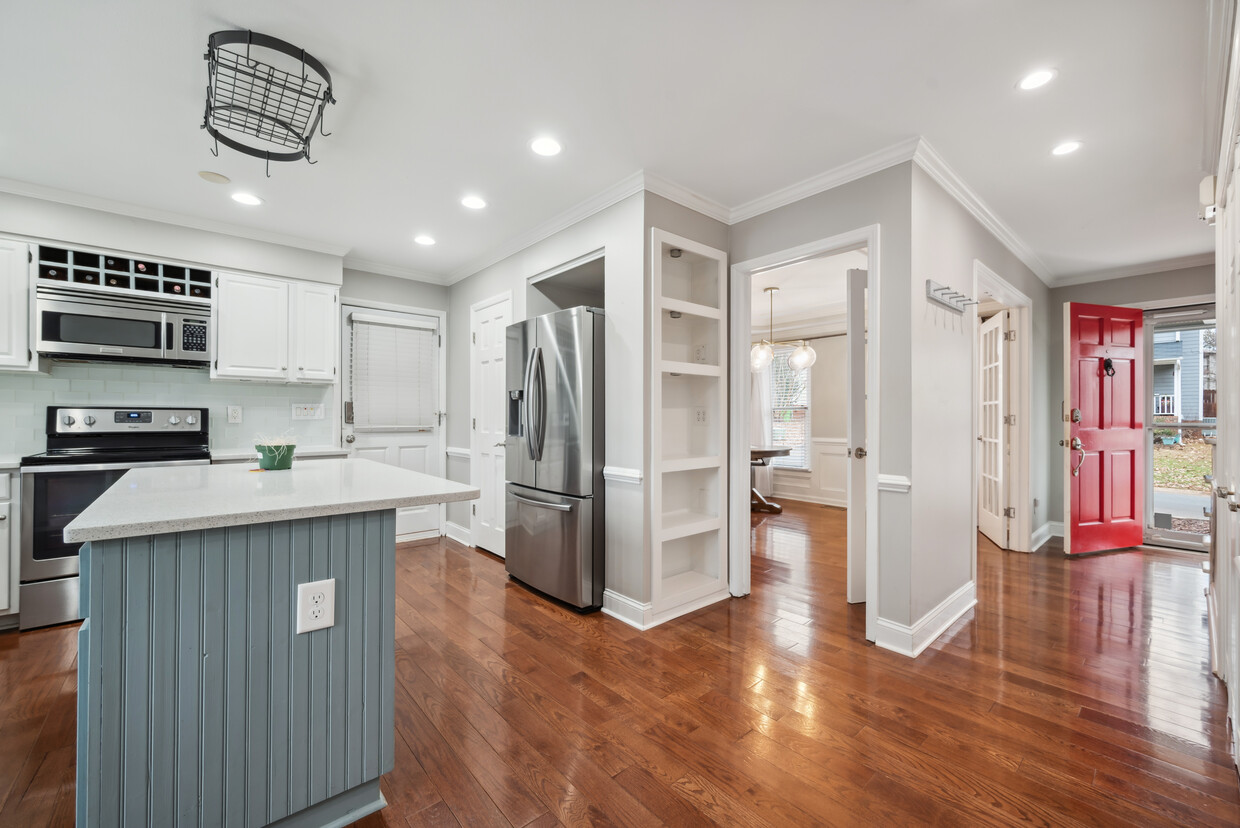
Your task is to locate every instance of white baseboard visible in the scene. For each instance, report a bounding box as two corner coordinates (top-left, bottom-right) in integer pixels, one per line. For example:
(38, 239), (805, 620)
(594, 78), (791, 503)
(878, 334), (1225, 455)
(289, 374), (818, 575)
(874, 580), (977, 658)
(772, 492), (847, 508)
(651, 588), (731, 628)
(1031, 522), (1053, 551)
(443, 521), (473, 547)
(602, 589), (654, 629)
(397, 528), (441, 544)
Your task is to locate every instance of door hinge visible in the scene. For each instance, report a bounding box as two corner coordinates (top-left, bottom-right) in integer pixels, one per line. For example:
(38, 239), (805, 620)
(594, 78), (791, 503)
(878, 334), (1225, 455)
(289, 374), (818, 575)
(1003, 507), (1016, 518)
(27, 250), (32, 263)
(1003, 331), (1016, 341)
(439, 335), (442, 348)
(472, 331), (476, 344)
(472, 417), (476, 430)
(472, 504), (476, 516)
(215, 277), (219, 287)
(1003, 414), (1016, 426)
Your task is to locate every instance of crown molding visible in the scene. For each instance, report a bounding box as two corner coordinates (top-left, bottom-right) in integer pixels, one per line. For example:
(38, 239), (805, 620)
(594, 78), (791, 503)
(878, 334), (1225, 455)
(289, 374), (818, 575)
(728, 137), (921, 224)
(910, 139), (1053, 286)
(1046, 252), (1216, 288)
(342, 256), (450, 285)
(642, 172), (731, 224)
(446, 170), (647, 284)
(0, 177), (351, 257)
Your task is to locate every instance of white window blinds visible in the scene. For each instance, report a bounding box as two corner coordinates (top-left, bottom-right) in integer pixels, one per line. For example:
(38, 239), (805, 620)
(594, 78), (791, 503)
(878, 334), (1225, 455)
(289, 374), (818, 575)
(770, 345), (810, 469)
(350, 313), (438, 431)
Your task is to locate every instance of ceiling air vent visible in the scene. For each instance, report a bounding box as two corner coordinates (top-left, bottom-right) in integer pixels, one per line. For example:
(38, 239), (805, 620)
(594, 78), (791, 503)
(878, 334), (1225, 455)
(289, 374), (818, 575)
(202, 30), (337, 175)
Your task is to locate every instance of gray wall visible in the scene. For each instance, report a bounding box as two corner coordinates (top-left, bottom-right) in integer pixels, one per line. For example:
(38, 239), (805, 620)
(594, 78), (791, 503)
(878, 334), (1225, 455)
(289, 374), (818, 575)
(341, 268), (450, 311)
(909, 165), (1050, 617)
(730, 163), (916, 624)
(1046, 263), (1215, 524)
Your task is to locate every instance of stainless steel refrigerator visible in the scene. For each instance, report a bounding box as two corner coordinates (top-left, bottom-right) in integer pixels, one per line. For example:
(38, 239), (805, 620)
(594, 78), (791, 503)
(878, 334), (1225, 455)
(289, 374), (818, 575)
(505, 306), (604, 610)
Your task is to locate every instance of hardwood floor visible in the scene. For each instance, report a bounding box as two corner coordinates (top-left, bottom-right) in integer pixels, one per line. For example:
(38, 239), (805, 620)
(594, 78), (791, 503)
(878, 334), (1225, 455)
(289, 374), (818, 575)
(1, 500), (1237, 826)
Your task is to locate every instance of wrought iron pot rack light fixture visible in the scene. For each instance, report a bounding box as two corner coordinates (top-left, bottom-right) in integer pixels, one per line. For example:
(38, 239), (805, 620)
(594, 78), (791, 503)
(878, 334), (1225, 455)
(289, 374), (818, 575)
(750, 286), (818, 373)
(202, 29), (337, 176)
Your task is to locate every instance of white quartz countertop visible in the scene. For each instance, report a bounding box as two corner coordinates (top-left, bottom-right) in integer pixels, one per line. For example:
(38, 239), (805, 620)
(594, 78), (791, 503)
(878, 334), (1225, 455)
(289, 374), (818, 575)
(0, 455), (19, 471)
(210, 446), (350, 462)
(64, 458), (479, 543)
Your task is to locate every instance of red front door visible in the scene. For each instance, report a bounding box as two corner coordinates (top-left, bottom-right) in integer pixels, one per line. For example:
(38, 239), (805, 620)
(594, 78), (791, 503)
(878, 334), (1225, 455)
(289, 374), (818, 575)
(1064, 302), (1145, 555)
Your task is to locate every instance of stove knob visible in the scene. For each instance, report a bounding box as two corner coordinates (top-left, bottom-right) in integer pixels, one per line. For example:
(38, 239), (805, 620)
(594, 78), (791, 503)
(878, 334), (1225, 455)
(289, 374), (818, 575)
(83, 416), (96, 426)
(61, 415), (75, 426)
(186, 415), (198, 425)
(168, 416), (181, 426)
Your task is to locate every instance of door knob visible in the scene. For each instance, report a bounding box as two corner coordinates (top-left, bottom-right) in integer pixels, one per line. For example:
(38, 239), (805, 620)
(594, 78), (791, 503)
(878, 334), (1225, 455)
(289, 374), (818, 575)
(1070, 436), (1085, 477)
(853, 447), (867, 459)
(345, 434), (355, 443)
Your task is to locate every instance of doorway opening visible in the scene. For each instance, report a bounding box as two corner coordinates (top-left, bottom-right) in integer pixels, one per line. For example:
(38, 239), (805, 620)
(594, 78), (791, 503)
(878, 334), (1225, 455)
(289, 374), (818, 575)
(1144, 303), (1217, 552)
(729, 224), (879, 642)
(972, 262), (1033, 555)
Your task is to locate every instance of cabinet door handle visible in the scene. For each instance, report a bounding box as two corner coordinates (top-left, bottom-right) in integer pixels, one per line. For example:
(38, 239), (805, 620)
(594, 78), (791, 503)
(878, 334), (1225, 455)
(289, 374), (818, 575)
(0, 514), (6, 521)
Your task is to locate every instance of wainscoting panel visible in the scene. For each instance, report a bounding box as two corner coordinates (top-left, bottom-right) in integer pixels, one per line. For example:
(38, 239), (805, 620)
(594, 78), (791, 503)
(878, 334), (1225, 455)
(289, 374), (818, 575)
(772, 438), (848, 507)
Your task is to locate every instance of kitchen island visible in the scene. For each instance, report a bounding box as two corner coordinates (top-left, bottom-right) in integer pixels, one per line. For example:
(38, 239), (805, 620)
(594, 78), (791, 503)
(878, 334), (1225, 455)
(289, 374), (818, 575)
(64, 458), (478, 828)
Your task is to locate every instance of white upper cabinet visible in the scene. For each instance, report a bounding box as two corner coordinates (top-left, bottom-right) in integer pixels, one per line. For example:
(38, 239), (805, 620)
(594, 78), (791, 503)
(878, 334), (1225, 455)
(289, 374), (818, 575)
(212, 271), (337, 384)
(0, 239), (31, 370)
(293, 282), (338, 382)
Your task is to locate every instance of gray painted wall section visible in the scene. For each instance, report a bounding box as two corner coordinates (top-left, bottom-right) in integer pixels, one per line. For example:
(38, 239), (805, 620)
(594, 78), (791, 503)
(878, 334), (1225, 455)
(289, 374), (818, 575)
(77, 510), (396, 828)
(341, 268), (450, 311)
(1046, 264), (1215, 523)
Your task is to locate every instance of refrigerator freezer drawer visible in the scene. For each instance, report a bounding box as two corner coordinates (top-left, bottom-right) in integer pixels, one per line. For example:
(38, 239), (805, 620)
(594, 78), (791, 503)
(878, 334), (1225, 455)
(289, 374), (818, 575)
(505, 484), (602, 609)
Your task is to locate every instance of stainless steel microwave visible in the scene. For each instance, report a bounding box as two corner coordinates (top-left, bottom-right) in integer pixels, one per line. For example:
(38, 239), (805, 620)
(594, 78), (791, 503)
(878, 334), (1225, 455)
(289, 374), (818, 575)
(36, 286), (211, 366)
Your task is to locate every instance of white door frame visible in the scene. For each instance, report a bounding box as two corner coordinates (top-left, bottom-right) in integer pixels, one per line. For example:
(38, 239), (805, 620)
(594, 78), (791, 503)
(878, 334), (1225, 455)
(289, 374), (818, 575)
(339, 299), (448, 536)
(469, 291), (513, 550)
(971, 261), (1031, 557)
(728, 224), (881, 642)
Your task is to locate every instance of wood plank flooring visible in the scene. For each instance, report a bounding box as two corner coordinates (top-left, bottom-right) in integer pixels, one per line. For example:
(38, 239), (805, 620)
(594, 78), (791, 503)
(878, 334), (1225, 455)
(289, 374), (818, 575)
(0, 500), (1236, 826)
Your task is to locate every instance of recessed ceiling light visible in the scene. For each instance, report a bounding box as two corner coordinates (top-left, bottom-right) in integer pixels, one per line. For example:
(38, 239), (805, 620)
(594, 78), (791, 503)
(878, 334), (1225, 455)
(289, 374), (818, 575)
(1018, 69), (1056, 91)
(231, 192), (262, 205)
(414, 234), (435, 246)
(198, 170), (230, 184)
(531, 136), (562, 156)
(1051, 140), (1082, 156)
(461, 195), (487, 210)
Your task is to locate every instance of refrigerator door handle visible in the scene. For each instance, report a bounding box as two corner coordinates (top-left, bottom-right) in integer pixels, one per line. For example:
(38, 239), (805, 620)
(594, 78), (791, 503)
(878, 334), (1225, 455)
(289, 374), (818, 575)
(522, 348), (537, 461)
(533, 346), (547, 461)
(511, 492), (573, 512)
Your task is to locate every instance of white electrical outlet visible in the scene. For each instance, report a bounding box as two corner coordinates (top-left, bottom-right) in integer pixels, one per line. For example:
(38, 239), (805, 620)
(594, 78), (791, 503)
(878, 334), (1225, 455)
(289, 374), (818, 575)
(694, 345), (708, 363)
(291, 404), (324, 420)
(694, 407), (707, 424)
(227, 405), (243, 424)
(296, 578), (336, 634)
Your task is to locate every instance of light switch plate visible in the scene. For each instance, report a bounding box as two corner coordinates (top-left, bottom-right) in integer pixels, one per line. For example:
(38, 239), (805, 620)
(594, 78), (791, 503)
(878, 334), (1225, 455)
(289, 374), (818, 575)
(296, 578), (336, 634)
(291, 404), (324, 420)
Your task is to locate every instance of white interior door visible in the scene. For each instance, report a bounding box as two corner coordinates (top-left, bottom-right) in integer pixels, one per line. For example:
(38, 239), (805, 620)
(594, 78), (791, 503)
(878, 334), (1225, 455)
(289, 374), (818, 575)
(846, 269), (867, 603)
(978, 311), (1008, 548)
(471, 295), (512, 556)
(341, 305), (444, 542)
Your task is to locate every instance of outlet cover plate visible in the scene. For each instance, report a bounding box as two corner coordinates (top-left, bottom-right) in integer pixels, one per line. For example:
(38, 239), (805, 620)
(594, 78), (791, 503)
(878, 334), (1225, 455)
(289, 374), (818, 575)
(291, 403), (324, 420)
(227, 405), (243, 424)
(296, 578), (336, 634)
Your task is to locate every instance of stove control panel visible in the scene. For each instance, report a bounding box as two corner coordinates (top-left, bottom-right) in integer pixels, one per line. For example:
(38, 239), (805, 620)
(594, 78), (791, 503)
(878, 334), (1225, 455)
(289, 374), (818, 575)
(53, 407), (207, 434)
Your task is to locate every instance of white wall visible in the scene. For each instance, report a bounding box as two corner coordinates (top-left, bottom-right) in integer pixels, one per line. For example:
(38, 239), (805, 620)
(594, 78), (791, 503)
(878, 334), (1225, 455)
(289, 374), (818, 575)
(444, 192), (649, 599)
(0, 192), (343, 285)
(1045, 263), (1215, 525)
(0, 362), (334, 458)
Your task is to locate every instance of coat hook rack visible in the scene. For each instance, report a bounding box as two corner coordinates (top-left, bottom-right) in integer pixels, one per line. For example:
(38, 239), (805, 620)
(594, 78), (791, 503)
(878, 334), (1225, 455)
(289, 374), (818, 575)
(926, 279), (976, 314)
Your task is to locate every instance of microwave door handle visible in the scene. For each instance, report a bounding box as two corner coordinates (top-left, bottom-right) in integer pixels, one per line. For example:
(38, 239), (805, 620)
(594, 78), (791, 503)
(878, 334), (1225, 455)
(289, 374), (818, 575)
(166, 321), (173, 357)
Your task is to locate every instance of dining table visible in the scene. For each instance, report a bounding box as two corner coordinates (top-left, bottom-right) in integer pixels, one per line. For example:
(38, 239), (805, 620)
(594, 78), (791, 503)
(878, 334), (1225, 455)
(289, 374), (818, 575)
(750, 445), (792, 513)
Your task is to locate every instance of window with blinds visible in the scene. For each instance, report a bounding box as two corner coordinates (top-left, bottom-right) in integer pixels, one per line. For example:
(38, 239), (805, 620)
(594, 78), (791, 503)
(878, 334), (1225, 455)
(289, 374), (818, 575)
(770, 345), (810, 469)
(349, 313), (438, 431)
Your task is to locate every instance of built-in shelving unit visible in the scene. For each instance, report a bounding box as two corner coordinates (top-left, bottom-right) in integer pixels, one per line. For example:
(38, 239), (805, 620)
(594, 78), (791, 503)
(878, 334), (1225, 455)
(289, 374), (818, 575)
(36, 245), (212, 301)
(650, 229), (729, 623)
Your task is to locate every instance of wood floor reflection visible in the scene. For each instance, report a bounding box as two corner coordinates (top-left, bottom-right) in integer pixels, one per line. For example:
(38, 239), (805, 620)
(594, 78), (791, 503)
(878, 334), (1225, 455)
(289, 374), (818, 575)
(0, 499), (1237, 826)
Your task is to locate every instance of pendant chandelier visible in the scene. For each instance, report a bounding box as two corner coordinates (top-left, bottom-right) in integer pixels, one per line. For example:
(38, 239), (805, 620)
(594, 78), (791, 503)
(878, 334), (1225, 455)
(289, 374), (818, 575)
(750, 286), (818, 372)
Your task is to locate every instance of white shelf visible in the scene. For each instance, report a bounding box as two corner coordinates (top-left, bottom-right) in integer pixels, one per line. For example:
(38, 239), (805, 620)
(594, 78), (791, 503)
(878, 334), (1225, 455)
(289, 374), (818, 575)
(660, 569), (722, 599)
(661, 455), (722, 472)
(661, 360), (722, 377)
(661, 510), (720, 542)
(660, 297), (721, 320)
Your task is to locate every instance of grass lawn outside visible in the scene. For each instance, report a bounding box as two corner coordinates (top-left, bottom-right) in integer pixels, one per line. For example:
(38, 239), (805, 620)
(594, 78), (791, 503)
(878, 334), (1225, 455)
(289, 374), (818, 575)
(1152, 442), (1212, 493)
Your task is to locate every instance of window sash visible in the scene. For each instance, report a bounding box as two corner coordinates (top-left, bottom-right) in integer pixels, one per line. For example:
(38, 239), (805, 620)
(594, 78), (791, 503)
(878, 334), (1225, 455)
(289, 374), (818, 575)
(769, 345), (810, 469)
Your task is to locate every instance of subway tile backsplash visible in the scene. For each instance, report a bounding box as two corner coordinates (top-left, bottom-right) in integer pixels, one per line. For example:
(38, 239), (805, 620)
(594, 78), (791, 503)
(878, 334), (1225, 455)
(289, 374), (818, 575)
(0, 362), (335, 458)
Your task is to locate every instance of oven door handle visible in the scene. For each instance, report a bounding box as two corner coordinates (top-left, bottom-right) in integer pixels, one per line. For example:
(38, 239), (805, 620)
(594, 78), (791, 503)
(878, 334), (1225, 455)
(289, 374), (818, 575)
(20, 459), (211, 474)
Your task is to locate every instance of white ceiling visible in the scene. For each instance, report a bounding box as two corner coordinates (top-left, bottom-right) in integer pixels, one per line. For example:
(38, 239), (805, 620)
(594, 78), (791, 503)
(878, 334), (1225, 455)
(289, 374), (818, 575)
(0, 1), (1219, 286)
(751, 249), (868, 332)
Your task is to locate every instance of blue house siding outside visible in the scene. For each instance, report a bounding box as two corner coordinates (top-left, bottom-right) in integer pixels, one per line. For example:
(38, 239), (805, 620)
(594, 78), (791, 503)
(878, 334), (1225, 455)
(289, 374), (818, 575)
(1152, 330), (1203, 420)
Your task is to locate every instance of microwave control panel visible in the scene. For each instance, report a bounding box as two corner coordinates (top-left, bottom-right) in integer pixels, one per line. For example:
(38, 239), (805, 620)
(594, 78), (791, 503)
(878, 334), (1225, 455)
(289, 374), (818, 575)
(181, 321), (208, 353)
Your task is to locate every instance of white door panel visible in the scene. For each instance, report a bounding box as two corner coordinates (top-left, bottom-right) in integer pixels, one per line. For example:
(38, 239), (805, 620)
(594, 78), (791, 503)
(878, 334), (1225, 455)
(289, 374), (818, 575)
(978, 311), (1008, 548)
(472, 296), (512, 556)
(846, 269), (867, 604)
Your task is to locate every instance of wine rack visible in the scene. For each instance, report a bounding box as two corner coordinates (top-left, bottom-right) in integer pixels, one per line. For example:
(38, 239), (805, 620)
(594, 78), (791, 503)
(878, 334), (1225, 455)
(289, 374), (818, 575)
(36, 245), (211, 302)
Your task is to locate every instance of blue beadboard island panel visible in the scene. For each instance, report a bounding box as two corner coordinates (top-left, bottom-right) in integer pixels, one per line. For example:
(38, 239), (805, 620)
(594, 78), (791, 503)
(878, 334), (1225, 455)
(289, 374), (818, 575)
(76, 510), (396, 828)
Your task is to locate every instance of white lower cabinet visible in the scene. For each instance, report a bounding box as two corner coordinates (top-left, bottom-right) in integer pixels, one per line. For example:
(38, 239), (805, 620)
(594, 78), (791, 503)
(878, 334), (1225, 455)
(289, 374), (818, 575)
(0, 473), (16, 615)
(212, 272), (337, 383)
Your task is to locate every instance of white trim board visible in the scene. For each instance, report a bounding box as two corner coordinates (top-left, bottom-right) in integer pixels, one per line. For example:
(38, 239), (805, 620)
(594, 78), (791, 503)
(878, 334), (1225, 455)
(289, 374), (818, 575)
(602, 466), (643, 485)
(445, 446), (471, 460)
(874, 581), (977, 658)
(444, 521), (472, 547)
(1046, 252), (1216, 289)
(601, 589), (654, 630)
(877, 474), (912, 493)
